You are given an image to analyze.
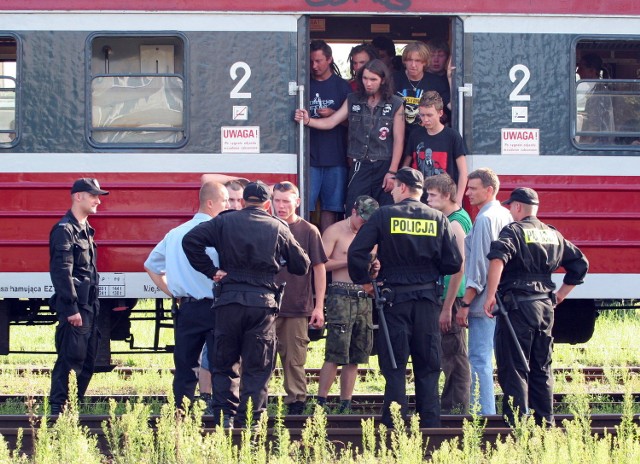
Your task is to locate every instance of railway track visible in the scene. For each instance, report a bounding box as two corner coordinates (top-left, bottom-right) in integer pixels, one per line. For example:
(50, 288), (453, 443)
(2, 366), (638, 383)
(0, 392), (637, 413)
(0, 413), (636, 456)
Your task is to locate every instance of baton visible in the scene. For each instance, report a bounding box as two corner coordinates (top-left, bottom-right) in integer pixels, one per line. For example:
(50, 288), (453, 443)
(371, 280), (398, 370)
(492, 293), (530, 373)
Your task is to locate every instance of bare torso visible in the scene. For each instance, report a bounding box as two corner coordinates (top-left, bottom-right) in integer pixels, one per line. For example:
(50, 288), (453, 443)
(323, 218), (358, 283)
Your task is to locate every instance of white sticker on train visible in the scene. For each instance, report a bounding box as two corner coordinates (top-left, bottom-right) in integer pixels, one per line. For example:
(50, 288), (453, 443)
(221, 126), (260, 154)
(501, 128), (540, 155)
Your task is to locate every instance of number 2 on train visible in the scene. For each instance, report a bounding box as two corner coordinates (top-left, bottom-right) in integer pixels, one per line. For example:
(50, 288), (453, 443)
(230, 61), (252, 99)
(509, 64), (531, 101)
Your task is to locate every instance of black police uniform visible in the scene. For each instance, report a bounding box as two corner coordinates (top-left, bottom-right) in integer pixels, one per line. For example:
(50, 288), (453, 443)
(182, 206), (310, 427)
(348, 197), (462, 427)
(487, 216), (588, 425)
(49, 210), (101, 411)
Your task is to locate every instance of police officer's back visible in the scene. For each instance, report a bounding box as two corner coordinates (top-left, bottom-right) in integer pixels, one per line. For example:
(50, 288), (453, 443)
(49, 178), (109, 414)
(182, 181), (310, 428)
(347, 167), (462, 428)
(348, 168), (462, 291)
(488, 188), (588, 297)
(483, 187), (588, 426)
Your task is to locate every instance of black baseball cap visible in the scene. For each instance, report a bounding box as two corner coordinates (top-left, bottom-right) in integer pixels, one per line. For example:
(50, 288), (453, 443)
(393, 167), (424, 189)
(502, 187), (539, 205)
(70, 178), (109, 195)
(242, 181), (271, 202)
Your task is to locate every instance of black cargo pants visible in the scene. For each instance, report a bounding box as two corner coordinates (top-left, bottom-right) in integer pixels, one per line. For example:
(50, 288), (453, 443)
(50, 302), (99, 408)
(211, 303), (276, 427)
(377, 298), (441, 428)
(495, 297), (554, 426)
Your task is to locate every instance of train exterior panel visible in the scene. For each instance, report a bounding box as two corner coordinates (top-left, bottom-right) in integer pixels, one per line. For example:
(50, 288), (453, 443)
(0, 2), (638, 356)
(0, 14), (304, 302)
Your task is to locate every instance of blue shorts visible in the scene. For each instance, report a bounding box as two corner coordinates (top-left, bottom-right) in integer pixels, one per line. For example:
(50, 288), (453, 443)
(309, 166), (347, 213)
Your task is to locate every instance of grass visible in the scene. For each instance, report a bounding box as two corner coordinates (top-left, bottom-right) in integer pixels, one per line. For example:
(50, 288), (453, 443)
(0, 304), (639, 461)
(0, 305), (639, 415)
(2, 307), (640, 397)
(1, 381), (639, 463)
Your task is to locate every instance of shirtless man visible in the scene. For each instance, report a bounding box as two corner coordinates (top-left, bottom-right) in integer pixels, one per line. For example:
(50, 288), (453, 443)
(316, 195), (379, 412)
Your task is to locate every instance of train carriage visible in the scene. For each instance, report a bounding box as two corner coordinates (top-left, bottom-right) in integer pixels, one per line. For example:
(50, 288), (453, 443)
(0, 0), (638, 364)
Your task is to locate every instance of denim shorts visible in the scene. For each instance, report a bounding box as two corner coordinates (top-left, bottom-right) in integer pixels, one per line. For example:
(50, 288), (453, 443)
(199, 343), (209, 370)
(309, 166), (347, 212)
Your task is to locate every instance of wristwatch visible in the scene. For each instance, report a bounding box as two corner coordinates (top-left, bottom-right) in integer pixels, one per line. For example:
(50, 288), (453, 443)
(460, 301), (471, 308)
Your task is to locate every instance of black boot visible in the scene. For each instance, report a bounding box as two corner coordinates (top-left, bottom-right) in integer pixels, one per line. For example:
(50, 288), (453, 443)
(199, 393), (213, 415)
(339, 399), (352, 414)
(287, 401), (305, 415)
(50, 403), (63, 415)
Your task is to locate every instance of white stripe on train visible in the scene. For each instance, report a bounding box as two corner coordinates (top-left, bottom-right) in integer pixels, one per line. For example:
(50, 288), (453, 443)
(465, 15), (640, 35)
(467, 155), (640, 177)
(0, 153), (298, 174)
(3, 153), (639, 176)
(0, 272), (637, 299)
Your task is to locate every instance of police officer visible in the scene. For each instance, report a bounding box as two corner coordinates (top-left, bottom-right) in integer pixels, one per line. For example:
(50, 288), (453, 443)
(348, 167), (462, 428)
(182, 181), (310, 428)
(144, 181), (229, 411)
(49, 178), (109, 414)
(483, 187), (588, 426)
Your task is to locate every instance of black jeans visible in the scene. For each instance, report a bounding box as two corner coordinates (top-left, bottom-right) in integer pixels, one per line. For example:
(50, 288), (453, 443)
(346, 160), (393, 212)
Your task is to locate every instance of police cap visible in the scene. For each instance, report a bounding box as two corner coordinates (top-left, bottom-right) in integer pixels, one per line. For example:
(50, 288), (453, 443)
(502, 187), (539, 205)
(393, 167), (424, 189)
(70, 178), (109, 195)
(243, 181), (271, 203)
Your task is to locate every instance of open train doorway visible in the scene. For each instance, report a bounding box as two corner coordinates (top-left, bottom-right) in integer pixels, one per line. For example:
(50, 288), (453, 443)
(303, 15), (461, 228)
(309, 15), (455, 79)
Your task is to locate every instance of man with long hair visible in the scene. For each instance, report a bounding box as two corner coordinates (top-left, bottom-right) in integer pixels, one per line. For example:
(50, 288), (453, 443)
(295, 59), (405, 209)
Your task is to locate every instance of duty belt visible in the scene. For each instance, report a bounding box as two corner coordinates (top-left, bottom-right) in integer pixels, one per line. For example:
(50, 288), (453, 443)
(502, 292), (552, 303)
(179, 296), (213, 304)
(389, 282), (436, 293)
(222, 283), (275, 294)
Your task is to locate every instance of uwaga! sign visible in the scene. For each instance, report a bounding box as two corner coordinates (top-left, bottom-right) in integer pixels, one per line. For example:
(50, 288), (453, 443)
(221, 126), (260, 153)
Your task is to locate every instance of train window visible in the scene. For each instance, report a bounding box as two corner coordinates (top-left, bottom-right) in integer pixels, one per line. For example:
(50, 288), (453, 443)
(87, 35), (187, 148)
(574, 39), (640, 148)
(0, 37), (18, 147)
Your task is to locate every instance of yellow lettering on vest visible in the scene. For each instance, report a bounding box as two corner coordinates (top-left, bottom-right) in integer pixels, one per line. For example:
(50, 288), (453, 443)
(523, 228), (559, 245)
(390, 217), (437, 236)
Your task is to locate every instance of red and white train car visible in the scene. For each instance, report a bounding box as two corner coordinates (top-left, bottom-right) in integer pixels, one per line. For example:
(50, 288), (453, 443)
(0, 0), (638, 360)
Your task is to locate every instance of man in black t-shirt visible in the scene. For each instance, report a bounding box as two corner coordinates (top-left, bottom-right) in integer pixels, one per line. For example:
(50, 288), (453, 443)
(402, 91), (467, 205)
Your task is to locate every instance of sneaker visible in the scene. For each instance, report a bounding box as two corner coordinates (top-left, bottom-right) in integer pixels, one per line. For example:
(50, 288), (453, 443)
(287, 401), (305, 415)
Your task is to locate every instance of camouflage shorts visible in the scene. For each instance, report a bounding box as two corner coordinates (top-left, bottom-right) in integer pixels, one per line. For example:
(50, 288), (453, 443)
(324, 283), (373, 365)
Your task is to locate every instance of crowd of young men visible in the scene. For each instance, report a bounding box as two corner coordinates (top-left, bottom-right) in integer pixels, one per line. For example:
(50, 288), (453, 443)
(47, 37), (588, 427)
